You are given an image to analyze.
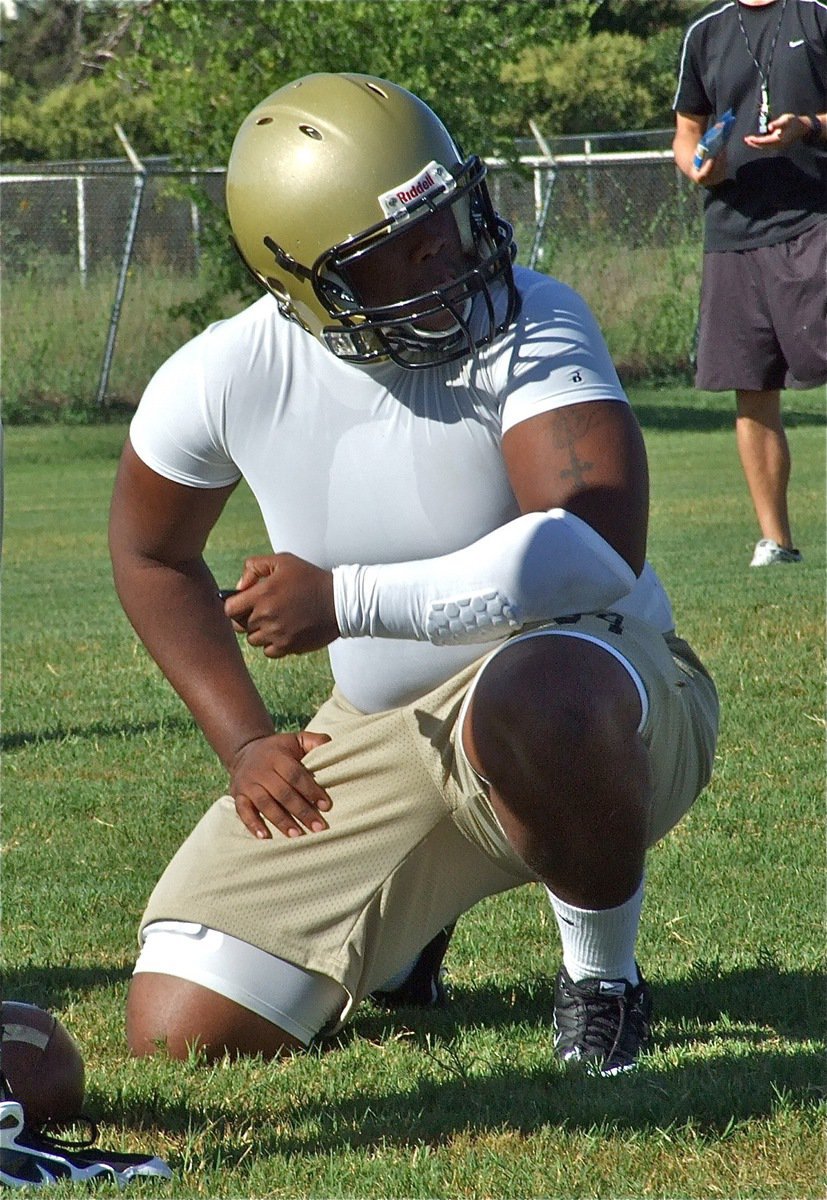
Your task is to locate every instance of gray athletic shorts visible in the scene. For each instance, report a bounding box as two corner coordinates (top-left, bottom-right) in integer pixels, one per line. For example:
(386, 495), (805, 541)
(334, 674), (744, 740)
(696, 219), (827, 392)
(138, 614), (718, 1024)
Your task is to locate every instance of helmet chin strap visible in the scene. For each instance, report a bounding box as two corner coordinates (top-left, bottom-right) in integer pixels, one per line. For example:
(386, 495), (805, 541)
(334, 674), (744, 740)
(406, 298), (474, 339)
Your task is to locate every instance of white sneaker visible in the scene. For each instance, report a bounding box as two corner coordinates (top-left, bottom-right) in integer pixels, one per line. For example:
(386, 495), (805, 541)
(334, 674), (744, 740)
(750, 539), (803, 567)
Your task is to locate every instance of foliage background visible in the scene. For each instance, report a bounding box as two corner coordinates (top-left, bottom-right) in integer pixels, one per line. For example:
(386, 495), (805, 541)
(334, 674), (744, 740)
(1, 0), (706, 164)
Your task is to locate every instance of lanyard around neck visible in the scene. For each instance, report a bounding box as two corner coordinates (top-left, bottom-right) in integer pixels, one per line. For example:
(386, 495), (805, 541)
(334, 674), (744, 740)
(735, 0), (790, 132)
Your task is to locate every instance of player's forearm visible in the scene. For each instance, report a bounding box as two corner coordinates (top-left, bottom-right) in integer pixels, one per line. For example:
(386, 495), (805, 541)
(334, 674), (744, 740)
(672, 126), (702, 179)
(333, 508), (636, 646)
(111, 552), (275, 766)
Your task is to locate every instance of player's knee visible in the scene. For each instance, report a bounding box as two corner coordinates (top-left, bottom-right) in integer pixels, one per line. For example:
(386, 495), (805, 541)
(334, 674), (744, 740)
(468, 635), (642, 795)
(125, 972), (301, 1062)
(126, 975), (180, 1059)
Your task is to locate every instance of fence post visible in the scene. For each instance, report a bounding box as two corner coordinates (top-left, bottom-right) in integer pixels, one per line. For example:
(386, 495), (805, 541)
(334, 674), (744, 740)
(95, 127), (146, 408)
(527, 119), (556, 269)
(75, 174), (87, 287)
(189, 170), (202, 273)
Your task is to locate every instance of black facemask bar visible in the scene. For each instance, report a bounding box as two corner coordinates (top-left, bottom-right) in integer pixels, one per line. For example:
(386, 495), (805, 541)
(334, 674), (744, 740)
(261, 156), (519, 369)
(317, 156), (518, 368)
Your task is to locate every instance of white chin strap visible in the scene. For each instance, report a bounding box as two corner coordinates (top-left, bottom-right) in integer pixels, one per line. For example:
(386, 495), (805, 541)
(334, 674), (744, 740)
(408, 298), (474, 339)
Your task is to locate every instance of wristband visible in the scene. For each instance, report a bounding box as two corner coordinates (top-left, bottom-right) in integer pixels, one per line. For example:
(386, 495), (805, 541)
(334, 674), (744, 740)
(332, 508), (636, 646)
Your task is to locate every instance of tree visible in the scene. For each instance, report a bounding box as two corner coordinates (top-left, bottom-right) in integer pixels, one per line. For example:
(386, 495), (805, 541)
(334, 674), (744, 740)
(0, 0), (148, 93)
(123, 0), (598, 164)
(503, 28), (685, 136)
(2, 75), (162, 161)
(1, 0), (161, 161)
(1, 0), (86, 94)
(588, 0), (705, 38)
(2, 0), (703, 162)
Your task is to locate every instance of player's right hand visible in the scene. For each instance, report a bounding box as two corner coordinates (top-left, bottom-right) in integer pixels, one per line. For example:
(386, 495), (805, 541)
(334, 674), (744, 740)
(229, 731), (333, 839)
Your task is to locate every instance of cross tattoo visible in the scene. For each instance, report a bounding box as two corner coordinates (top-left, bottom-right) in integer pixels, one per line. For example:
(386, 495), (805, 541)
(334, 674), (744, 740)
(555, 409), (594, 487)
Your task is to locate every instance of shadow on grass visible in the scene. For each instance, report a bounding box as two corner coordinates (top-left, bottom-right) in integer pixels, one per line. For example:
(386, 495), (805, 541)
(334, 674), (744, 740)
(12, 960), (820, 1154)
(268, 1047), (822, 1153)
(632, 401), (826, 434)
(76, 1044), (824, 1175)
(3, 963), (133, 1008)
(350, 959), (825, 1047)
(1, 707), (316, 753)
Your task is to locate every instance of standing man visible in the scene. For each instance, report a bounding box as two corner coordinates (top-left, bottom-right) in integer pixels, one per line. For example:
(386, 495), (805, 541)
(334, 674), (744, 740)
(673, 0), (827, 566)
(109, 73), (718, 1076)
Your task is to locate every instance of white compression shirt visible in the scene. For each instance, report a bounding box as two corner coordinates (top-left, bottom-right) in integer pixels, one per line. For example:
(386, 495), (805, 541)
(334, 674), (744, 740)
(129, 266), (673, 713)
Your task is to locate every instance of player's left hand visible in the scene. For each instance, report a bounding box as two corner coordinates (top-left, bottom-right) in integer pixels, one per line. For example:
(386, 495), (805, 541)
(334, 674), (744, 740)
(744, 114), (809, 150)
(224, 553), (339, 657)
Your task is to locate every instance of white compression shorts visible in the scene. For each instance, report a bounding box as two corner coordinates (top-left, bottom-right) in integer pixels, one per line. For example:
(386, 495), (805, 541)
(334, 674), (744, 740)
(133, 921), (347, 1045)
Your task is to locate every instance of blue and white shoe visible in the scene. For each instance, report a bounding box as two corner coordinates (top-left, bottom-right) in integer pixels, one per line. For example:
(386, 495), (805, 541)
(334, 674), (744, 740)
(0, 1096), (172, 1189)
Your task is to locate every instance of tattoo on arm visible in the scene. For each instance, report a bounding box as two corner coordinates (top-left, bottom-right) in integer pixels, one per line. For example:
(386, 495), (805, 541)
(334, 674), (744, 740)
(553, 408), (595, 488)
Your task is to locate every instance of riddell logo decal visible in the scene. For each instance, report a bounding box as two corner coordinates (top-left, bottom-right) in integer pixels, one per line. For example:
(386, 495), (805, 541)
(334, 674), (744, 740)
(396, 171), (436, 205)
(378, 160), (453, 217)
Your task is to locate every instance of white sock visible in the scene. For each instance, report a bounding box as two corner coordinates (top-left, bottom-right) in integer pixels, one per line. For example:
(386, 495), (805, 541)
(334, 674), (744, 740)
(546, 878), (644, 985)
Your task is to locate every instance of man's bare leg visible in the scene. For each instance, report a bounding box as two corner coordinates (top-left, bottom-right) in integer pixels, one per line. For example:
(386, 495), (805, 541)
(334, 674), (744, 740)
(736, 388), (795, 549)
(464, 634), (649, 909)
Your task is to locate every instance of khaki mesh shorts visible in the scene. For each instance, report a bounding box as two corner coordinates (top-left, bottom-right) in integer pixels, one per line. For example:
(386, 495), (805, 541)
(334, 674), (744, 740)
(140, 613), (718, 1015)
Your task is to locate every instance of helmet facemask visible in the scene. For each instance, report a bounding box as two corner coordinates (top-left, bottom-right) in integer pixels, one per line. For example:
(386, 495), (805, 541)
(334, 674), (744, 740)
(267, 156), (518, 369)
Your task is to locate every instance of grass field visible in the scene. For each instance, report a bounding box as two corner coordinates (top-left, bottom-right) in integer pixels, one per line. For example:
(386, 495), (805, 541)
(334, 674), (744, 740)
(2, 385), (825, 1198)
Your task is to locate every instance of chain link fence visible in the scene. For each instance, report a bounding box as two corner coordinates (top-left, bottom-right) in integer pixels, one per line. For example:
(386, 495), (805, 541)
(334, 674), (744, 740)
(1, 131), (705, 416)
(1, 158), (225, 280)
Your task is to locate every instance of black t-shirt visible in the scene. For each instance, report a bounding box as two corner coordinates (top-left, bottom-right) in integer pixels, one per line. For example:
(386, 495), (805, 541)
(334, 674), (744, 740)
(673, 0), (827, 250)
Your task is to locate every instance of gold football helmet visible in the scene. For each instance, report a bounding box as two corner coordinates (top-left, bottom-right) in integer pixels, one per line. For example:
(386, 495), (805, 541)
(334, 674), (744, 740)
(226, 73), (518, 368)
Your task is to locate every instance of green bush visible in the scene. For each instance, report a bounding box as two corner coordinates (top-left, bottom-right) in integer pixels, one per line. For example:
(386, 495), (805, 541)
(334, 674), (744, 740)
(2, 77), (166, 163)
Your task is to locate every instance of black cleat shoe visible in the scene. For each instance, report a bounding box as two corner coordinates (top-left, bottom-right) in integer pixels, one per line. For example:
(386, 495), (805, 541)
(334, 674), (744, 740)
(553, 964), (653, 1075)
(0, 1097), (172, 1189)
(370, 924), (456, 1009)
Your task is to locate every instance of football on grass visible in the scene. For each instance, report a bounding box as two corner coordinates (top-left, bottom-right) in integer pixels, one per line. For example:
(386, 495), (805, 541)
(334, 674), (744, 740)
(1, 1000), (85, 1127)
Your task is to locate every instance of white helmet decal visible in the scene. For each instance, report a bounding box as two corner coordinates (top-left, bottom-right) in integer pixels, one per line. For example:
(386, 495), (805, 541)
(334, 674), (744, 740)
(377, 161), (455, 220)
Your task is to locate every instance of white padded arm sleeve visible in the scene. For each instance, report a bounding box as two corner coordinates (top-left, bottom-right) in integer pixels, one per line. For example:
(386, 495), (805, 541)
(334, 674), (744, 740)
(332, 508), (636, 645)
